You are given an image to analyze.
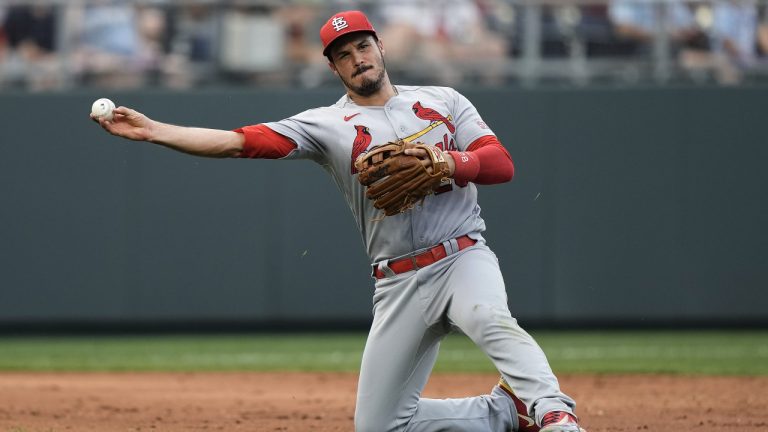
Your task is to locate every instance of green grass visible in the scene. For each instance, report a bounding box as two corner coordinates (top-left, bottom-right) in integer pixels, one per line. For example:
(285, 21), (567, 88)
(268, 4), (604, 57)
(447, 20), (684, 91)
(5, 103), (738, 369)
(532, 331), (768, 375)
(0, 330), (766, 375)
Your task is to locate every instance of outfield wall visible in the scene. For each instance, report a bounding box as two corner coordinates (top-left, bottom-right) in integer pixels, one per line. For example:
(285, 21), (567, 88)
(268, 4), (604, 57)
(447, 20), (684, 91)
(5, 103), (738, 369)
(1, 86), (766, 328)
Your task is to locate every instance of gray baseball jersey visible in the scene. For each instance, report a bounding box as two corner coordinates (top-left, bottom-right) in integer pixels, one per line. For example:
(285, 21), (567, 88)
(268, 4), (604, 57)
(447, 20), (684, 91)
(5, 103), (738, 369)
(263, 85), (577, 432)
(265, 85), (489, 263)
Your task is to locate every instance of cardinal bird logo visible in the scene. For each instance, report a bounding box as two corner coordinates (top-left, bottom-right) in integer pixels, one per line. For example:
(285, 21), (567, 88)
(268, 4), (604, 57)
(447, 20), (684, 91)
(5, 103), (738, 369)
(350, 125), (372, 174)
(412, 102), (455, 134)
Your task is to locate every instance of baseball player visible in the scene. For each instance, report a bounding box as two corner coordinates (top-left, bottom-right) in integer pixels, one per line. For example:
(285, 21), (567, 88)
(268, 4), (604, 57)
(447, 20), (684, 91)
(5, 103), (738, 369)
(92, 10), (585, 432)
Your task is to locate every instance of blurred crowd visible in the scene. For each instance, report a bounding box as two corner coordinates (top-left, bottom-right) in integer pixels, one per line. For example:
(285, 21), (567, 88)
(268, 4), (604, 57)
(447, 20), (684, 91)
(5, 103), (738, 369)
(1, 0), (767, 91)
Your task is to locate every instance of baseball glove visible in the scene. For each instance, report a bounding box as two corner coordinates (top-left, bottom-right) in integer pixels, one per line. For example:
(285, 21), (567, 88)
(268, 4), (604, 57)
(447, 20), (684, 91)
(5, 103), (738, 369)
(354, 140), (451, 217)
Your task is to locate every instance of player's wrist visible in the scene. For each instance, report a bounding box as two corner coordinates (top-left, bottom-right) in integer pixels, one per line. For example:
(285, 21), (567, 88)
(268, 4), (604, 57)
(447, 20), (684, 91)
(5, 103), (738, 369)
(144, 120), (156, 143)
(443, 150), (456, 177)
(448, 151), (480, 186)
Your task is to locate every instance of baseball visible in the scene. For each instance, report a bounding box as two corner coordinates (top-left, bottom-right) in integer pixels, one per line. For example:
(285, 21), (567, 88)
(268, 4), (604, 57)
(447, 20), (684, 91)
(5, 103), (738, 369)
(91, 98), (115, 121)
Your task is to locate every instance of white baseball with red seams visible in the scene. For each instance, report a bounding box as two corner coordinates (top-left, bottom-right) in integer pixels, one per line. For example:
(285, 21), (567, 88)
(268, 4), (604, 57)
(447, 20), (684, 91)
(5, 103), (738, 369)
(91, 98), (115, 121)
(264, 84), (578, 431)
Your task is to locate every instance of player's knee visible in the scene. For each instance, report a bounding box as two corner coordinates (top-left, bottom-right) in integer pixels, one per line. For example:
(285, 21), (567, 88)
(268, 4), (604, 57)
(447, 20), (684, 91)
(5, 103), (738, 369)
(355, 403), (399, 432)
(354, 419), (377, 432)
(355, 389), (406, 432)
(354, 415), (397, 432)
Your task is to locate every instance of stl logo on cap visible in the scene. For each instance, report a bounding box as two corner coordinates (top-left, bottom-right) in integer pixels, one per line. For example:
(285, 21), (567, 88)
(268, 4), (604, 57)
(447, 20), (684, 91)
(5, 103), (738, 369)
(331, 16), (349, 32)
(321, 10), (378, 56)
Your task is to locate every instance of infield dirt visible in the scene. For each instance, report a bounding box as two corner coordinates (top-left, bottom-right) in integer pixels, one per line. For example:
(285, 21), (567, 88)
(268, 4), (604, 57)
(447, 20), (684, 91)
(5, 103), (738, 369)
(1, 372), (766, 431)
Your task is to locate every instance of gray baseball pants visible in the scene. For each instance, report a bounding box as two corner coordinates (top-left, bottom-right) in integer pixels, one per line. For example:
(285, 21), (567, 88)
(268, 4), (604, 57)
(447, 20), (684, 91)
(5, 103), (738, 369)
(354, 241), (576, 432)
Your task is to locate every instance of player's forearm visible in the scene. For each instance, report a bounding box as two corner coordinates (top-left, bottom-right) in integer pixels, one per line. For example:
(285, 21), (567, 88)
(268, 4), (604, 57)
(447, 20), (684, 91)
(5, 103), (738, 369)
(471, 144), (515, 184)
(148, 121), (245, 158)
(449, 136), (514, 186)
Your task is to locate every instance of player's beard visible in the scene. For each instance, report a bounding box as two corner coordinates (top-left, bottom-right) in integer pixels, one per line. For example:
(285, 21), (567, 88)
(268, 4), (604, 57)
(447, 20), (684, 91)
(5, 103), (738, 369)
(342, 59), (387, 98)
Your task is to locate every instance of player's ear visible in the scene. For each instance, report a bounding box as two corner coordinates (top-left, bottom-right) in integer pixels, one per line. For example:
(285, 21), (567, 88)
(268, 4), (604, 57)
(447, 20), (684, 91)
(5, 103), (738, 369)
(327, 61), (339, 76)
(377, 38), (385, 56)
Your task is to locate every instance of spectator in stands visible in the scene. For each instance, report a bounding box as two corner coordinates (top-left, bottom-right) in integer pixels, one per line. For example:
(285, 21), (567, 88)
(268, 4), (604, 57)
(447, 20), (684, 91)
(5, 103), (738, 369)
(0, 6), (7, 76)
(608, 0), (708, 54)
(608, 0), (715, 82)
(217, 5), (286, 85)
(376, 0), (507, 85)
(161, 4), (219, 88)
(67, 0), (158, 89)
(136, 4), (167, 84)
(709, 0), (761, 84)
(505, 3), (597, 59)
(577, 4), (643, 57)
(760, 3), (768, 58)
(1, 4), (62, 91)
(275, 4), (327, 87)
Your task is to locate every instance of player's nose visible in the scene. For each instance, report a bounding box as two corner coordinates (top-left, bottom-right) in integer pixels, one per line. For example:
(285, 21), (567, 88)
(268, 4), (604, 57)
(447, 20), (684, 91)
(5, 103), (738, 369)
(351, 57), (365, 69)
(350, 48), (368, 64)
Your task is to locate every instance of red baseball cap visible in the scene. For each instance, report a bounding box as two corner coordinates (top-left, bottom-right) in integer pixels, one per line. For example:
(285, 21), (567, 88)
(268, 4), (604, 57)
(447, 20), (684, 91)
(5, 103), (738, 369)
(320, 10), (378, 56)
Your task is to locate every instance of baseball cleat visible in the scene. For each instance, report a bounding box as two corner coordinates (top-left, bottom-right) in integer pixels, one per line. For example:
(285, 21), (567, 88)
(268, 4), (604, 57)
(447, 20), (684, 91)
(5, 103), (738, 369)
(497, 377), (540, 432)
(539, 411), (586, 432)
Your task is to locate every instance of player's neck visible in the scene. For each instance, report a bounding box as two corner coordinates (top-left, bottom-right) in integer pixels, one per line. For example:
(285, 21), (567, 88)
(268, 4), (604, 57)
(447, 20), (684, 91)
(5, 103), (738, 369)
(347, 80), (398, 107)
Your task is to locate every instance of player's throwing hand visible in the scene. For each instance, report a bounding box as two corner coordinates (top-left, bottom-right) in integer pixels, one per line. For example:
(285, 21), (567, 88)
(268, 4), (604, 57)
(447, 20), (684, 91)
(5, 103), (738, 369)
(91, 106), (154, 142)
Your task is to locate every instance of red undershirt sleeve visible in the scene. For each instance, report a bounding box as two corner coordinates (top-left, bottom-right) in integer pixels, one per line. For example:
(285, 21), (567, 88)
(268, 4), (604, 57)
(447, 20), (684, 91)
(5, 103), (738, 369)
(233, 124), (297, 159)
(448, 135), (515, 186)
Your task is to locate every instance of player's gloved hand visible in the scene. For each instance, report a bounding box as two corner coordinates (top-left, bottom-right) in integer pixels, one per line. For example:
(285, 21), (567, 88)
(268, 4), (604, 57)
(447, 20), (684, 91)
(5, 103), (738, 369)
(354, 140), (451, 217)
